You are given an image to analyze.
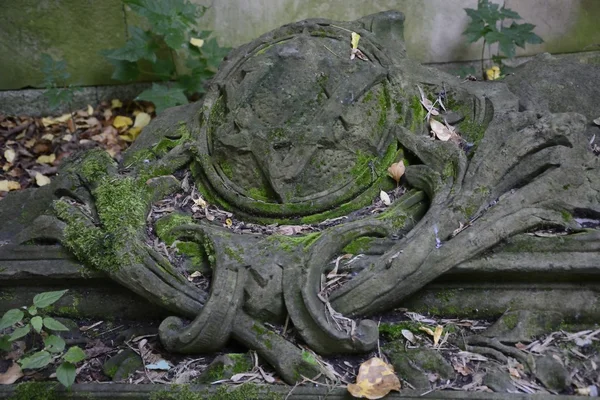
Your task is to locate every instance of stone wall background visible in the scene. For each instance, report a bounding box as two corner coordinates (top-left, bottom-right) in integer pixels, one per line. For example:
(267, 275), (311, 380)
(0, 0), (599, 90)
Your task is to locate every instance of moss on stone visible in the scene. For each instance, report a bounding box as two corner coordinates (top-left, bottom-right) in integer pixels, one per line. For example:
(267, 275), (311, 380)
(155, 213), (194, 246)
(503, 313), (519, 330)
(150, 384), (283, 400)
(409, 95), (426, 131)
(342, 236), (376, 254)
(54, 174), (149, 273)
(224, 246), (244, 264)
(267, 232), (321, 253)
(176, 241), (206, 266)
(379, 321), (424, 340)
(10, 382), (59, 400)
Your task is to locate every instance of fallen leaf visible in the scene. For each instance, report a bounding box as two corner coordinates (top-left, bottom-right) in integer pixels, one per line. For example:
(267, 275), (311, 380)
(41, 134), (54, 141)
(419, 326), (434, 336)
(0, 362), (23, 385)
(36, 154), (56, 164)
(401, 329), (415, 344)
(433, 325), (443, 346)
(593, 118), (600, 126)
(276, 225), (305, 235)
(347, 357), (401, 399)
(67, 118), (75, 133)
(430, 119), (452, 141)
(486, 65), (501, 81)
(190, 38), (204, 48)
(387, 161), (405, 186)
(113, 116), (133, 129)
(4, 149), (16, 163)
(35, 173), (51, 187)
(111, 99), (123, 109)
(87, 104), (94, 115)
(0, 180), (20, 192)
(133, 112), (151, 129)
(351, 32), (360, 49)
(380, 190), (391, 206)
(225, 218), (233, 227)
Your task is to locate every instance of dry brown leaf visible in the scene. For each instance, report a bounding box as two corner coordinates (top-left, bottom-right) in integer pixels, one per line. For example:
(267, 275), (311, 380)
(421, 98), (439, 116)
(4, 148), (16, 164)
(430, 119), (452, 141)
(41, 133), (54, 141)
(36, 154), (56, 164)
(35, 173), (51, 187)
(347, 357), (401, 399)
(387, 161), (405, 186)
(0, 363), (23, 385)
(0, 180), (21, 192)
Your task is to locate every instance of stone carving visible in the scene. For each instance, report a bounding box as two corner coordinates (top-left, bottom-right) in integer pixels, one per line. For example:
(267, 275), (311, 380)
(1, 11), (599, 383)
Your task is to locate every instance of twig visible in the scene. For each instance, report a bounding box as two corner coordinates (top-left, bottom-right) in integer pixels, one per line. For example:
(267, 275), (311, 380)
(0, 122), (31, 137)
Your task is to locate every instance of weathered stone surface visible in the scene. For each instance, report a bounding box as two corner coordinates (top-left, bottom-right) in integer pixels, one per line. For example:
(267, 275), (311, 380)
(483, 310), (565, 343)
(534, 354), (571, 392)
(0, 11), (599, 385)
(103, 350), (144, 381)
(383, 344), (455, 390)
(483, 369), (517, 393)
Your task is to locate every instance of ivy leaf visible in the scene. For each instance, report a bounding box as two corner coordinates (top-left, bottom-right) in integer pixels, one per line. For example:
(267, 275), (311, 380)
(40, 53), (70, 86)
(151, 59), (176, 80)
(0, 309), (24, 330)
(102, 26), (157, 63)
(9, 325), (31, 342)
(33, 289), (69, 308)
(44, 335), (66, 353)
(31, 316), (43, 333)
(43, 317), (69, 332)
(136, 83), (189, 114)
(44, 88), (74, 110)
(63, 346), (86, 364)
(20, 350), (52, 369)
(107, 59), (140, 82)
(56, 362), (76, 388)
(486, 22), (542, 58)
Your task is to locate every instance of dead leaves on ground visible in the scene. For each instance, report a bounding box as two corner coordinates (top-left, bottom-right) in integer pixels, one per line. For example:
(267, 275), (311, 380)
(0, 100), (155, 199)
(347, 357), (401, 399)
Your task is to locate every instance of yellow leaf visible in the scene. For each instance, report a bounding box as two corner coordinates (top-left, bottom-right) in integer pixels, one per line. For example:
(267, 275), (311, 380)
(111, 99), (123, 109)
(113, 115), (133, 129)
(486, 65), (501, 81)
(433, 325), (443, 346)
(41, 114), (71, 127)
(87, 104), (94, 115)
(419, 326), (434, 336)
(0, 180), (20, 192)
(133, 112), (151, 129)
(351, 32), (361, 49)
(119, 134), (134, 143)
(36, 154), (56, 164)
(225, 218), (233, 227)
(347, 357), (401, 399)
(387, 161), (405, 186)
(4, 149), (16, 164)
(35, 173), (51, 187)
(126, 127), (142, 141)
(190, 37), (205, 48)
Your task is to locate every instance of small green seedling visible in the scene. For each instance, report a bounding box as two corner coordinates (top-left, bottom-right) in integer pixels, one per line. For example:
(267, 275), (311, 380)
(463, 0), (543, 77)
(41, 53), (81, 111)
(102, 0), (230, 113)
(0, 290), (86, 388)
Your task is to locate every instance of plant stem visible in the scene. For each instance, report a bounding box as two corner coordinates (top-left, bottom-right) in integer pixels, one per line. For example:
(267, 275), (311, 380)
(481, 39), (486, 78)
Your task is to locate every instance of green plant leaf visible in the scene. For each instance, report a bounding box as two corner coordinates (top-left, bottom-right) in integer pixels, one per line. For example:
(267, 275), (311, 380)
(28, 306), (38, 316)
(43, 317), (69, 332)
(151, 59), (176, 80)
(199, 38), (230, 71)
(56, 362), (77, 388)
(102, 26), (158, 63)
(107, 59), (140, 82)
(0, 335), (11, 352)
(40, 53), (70, 87)
(20, 350), (52, 369)
(44, 88), (75, 110)
(31, 316), (43, 333)
(33, 289), (69, 308)
(136, 83), (189, 114)
(44, 335), (66, 353)
(63, 346), (86, 364)
(0, 309), (24, 330)
(9, 325), (31, 341)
